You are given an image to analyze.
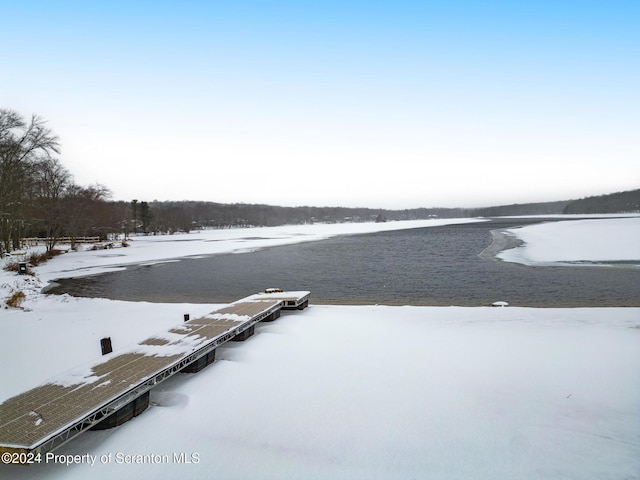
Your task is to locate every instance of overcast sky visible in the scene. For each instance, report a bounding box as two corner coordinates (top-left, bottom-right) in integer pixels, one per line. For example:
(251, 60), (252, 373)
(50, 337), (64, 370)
(2, 1), (638, 209)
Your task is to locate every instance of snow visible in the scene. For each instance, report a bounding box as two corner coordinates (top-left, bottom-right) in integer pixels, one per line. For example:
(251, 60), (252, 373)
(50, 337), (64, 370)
(247, 291), (311, 301)
(205, 313), (250, 322)
(1, 217), (639, 479)
(497, 217), (640, 266)
(492, 301), (509, 307)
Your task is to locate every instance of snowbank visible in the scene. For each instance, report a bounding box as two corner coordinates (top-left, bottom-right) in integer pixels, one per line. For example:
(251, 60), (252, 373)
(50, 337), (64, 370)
(497, 217), (640, 266)
(2, 305), (639, 480)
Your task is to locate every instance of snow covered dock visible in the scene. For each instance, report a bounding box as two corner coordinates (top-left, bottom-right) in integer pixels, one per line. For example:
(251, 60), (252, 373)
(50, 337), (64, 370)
(0, 291), (310, 463)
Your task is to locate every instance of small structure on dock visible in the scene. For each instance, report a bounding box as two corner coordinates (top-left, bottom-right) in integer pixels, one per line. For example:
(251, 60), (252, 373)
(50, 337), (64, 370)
(250, 289), (310, 310)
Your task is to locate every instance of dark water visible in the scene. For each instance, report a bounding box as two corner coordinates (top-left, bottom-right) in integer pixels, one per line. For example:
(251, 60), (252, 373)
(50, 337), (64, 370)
(47, 218), (640, 307)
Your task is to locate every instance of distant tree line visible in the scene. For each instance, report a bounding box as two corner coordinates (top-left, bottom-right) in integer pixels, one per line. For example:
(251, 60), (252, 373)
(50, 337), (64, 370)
(562, 189), (640, 214)
(143, 191), (637, 231)
(1, 109), (636, 253)
(466, 190), (640, 217)
(470, 200), (571, 217)
(145, 202), (469, 230)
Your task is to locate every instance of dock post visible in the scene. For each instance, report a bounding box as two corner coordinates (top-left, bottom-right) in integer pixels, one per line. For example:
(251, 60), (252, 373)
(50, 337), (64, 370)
(100, 337), (113, 355)
(181, 349), (216, 373)
(232, 325), (255, 341)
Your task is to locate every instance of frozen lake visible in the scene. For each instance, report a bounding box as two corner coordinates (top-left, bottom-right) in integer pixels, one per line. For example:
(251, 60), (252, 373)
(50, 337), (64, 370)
(47, 218), (640, 306)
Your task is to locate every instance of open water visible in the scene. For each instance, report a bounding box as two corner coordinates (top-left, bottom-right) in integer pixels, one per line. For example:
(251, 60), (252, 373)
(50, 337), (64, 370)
(47, 218), (640, 307)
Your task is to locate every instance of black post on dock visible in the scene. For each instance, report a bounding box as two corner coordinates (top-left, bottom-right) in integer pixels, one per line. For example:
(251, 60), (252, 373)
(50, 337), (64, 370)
(100, 337), (113, 355)
(184, 314), (190, 322)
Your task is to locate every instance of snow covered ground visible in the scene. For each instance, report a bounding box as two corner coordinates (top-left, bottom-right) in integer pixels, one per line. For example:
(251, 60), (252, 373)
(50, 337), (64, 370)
(1, 217), (639, 479)
(497, 217), (640, 267)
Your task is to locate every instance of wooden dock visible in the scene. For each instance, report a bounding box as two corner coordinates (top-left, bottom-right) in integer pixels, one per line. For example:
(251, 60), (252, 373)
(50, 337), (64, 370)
(0, 291), (310, 463)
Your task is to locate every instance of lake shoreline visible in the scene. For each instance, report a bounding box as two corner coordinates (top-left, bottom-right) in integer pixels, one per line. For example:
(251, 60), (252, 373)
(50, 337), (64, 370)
(478, 228), (524, 260)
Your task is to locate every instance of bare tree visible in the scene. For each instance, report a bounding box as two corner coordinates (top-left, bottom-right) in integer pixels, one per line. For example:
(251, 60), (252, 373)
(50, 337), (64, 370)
(63, 183), (113, 245)
(0, 109), (60, 252)
(32, 157), (72, 251)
